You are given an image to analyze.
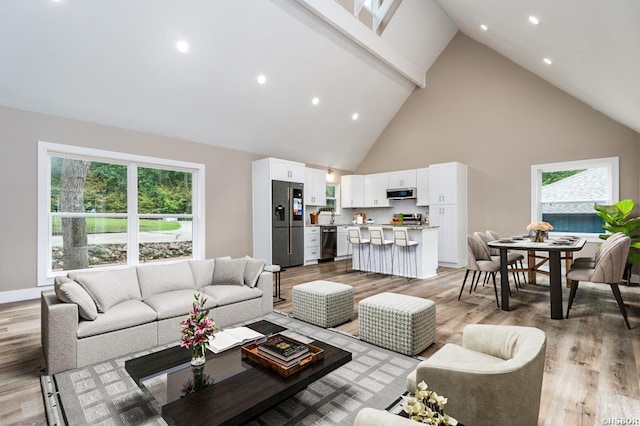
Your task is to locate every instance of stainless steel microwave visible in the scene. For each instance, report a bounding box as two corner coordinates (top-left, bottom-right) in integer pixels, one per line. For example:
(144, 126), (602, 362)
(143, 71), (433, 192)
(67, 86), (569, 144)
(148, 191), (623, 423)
(386, 188), (416, 200)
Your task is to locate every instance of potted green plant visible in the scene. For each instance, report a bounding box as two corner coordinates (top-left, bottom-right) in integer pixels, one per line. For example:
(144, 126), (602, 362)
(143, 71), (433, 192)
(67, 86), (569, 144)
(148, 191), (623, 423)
(594, 199), (640, 282)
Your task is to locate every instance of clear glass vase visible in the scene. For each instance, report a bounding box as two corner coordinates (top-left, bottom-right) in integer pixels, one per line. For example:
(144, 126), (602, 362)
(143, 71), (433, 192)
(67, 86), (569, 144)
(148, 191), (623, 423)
(191, 343), (207, 366)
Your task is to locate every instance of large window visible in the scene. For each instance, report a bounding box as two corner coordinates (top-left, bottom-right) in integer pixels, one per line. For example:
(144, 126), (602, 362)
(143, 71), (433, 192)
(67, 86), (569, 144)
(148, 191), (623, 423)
(531, 157), (618, 239)
(38, 142), (205, 286)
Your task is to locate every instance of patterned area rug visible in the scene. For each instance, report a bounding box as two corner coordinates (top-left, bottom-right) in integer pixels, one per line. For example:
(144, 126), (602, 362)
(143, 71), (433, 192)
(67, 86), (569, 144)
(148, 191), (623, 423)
(42, 311), (422, 426)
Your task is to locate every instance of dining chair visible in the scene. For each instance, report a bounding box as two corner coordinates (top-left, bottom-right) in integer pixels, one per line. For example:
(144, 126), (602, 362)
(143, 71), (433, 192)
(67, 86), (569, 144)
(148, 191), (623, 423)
(572, 232), (626, 268)
(486, 230), (527, 284)
(460, 234), (500, 307)
(474, 231), (520, 292)
(566, 234), (632, 329)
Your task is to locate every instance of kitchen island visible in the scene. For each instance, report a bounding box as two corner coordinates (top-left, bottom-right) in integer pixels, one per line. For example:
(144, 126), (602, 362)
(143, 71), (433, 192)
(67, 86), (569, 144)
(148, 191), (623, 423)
(343, 225), (438, 279)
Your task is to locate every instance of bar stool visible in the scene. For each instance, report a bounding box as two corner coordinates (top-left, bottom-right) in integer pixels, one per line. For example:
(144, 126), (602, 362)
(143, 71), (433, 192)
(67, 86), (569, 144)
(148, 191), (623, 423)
(346, 227), (370, 273)
(392, 227), (419, 280)
(368, 226), (393, 276)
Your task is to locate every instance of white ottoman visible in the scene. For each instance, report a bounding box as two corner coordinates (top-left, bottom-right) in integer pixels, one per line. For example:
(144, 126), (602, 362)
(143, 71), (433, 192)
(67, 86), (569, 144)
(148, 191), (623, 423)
(359, 292), (436, 356)
(292, 281), (354, 328)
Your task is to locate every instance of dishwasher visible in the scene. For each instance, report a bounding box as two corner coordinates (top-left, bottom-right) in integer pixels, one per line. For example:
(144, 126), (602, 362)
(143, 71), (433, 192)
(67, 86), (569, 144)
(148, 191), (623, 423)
(320, 226), (337, 260)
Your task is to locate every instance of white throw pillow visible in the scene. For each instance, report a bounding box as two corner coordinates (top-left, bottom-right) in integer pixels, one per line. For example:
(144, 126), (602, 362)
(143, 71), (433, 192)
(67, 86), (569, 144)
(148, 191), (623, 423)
(244, 256), (266, 288)
(54, 276), (98, 320)
(72, 271), (129, 313)
(212, 258), (247, 286)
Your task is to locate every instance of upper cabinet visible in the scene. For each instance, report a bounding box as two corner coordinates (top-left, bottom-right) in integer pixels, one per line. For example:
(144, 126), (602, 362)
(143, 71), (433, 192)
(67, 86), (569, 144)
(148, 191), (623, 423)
(305, 168), (327, 206)
(341, 175), (365, 208)
(270, 158), (305, 183)
(388, 169), (417, 189)
(416, 167), (429, 206)
(429, 162), (466, 205)
(365, 173), (390, 207)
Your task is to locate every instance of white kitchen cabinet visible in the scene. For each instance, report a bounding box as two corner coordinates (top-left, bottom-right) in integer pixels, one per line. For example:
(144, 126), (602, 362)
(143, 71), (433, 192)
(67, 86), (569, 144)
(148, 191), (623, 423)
(365, 172), (390, 207)
(429, 162), (464, 205)
(430, 205), (459, 263)
(270, 158), (305, 183)
(305, 167), (327, 206)
(341, 175), (365, 208)
(416, 168), (429, 206)
(304, 227), (321, 264)
(427, 162), (467, 267)
(336, 227), (348, 257)
(388, 169), (417, 189)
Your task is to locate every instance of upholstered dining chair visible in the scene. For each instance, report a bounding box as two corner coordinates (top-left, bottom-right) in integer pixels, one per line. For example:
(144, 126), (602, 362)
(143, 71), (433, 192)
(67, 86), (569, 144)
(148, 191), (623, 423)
(566, 233), (632, 329)
(474, 231), (521, 290)
(572, 232), (626, 268)
(405, 324), (547, 426)
(486, 230), (527, 284)
(460, 234), (500, 307)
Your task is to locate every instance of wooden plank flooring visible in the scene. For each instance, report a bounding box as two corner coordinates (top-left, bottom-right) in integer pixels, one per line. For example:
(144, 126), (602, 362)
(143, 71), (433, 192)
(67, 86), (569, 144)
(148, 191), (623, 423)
(1, 260), (639, 425)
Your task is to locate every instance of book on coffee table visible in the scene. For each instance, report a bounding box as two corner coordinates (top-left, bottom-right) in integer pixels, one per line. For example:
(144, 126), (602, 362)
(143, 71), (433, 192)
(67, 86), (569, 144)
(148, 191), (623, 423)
(258, 334), (309, 362)
(208, 326), (265, 354)
(256, 348), (311, 368)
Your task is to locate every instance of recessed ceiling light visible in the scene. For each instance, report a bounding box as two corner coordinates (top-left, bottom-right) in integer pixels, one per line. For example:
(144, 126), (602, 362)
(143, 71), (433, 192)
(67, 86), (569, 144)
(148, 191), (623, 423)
(480, 24), (488, 31)
(176, 41), (189, 53)
(543, 58), (552, 65)
(311, 97), (320, 105)
(257, 74), (267, 85)
(529, 16), (539, 25)
(352, 113), (359, 121)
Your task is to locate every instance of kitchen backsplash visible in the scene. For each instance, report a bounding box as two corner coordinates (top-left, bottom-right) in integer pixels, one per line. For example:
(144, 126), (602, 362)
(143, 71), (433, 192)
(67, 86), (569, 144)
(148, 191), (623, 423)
(340, 199), (428, 224)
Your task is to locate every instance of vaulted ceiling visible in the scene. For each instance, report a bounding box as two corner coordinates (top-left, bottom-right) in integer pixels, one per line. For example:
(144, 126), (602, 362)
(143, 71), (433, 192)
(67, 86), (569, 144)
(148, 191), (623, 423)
(0, 1), (638, 171)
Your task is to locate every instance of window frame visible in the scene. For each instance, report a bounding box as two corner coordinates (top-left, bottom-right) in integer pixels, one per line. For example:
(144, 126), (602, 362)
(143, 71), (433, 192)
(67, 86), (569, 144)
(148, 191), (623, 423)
(38, 141), (205, 286)
(530, 156), (618, 242)
(320, 182), (341, 215)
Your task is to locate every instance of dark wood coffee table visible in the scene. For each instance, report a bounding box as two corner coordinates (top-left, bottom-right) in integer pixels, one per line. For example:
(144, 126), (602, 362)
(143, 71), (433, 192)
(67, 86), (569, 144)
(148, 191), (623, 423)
(125, 320), (352, 426)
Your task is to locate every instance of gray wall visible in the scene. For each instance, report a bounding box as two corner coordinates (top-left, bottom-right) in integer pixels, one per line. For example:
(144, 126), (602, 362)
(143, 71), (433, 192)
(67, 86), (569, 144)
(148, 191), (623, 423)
(0, 106), (263, 294)
(356, 32), (640, 240)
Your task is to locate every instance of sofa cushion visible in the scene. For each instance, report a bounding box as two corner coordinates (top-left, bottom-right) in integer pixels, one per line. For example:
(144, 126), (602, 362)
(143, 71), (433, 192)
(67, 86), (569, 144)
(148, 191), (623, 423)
(212, 258), (247, 286)
(189, 259), (216, 290)
(77, 300), (158, 338)
(202, 285), (262, 306)
(71, 271), (129, 313)
(143, 289), (218, 320)
(244, 257), (266, 288)
(137, 261), (197, 299)
(70, 267), (142, 300)
(54, 276), (98, 321)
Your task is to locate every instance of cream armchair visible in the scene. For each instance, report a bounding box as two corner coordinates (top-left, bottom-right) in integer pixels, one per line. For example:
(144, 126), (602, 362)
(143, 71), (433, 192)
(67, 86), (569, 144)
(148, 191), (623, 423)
(406, 324), (546, 426)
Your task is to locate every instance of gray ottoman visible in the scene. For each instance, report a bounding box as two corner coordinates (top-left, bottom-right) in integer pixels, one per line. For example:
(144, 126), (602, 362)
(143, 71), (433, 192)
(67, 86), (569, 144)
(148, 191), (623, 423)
(292, 280), (354, 328)
(359, 292), (436, 355)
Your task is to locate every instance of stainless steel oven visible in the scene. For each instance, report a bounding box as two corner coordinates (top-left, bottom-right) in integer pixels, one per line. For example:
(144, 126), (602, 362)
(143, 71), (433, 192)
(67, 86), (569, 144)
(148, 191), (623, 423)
(321, 226), (337, 260)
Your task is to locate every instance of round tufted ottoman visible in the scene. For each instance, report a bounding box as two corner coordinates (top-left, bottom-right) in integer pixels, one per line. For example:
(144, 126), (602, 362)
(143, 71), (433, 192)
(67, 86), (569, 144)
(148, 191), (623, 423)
(292, 280), (354, 328)
(358, 292), (436, 356)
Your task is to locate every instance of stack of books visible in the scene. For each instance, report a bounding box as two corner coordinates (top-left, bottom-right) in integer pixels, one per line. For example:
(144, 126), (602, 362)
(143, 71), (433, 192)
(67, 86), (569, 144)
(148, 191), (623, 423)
(257, 335), (310, 368)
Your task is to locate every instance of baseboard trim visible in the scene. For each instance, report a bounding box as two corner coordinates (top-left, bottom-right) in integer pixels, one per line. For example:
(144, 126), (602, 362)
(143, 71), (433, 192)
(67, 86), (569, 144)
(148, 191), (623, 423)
(0, 286), (52, 304)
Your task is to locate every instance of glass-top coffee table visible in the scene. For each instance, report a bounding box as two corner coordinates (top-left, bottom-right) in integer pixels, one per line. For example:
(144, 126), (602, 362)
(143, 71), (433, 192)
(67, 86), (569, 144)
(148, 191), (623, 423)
(125, 320), (352, 426)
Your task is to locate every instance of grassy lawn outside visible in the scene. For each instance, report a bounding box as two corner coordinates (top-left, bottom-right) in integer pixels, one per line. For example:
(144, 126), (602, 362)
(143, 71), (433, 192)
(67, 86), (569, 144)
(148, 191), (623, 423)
(52, 217), (182, 234)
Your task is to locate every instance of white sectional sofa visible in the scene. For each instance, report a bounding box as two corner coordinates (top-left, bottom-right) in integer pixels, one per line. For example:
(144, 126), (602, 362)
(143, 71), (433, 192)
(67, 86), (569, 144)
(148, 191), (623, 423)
(41, 256), (273, 374)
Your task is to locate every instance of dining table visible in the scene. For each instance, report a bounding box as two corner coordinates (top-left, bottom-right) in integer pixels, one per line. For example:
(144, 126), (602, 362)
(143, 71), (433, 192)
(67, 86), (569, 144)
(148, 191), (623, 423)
(488, 236), (587, 319)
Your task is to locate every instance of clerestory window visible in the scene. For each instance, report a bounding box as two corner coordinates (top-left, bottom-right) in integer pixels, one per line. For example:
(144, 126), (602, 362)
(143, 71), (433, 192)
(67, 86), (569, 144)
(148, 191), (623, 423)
(38, 142), (205, 286)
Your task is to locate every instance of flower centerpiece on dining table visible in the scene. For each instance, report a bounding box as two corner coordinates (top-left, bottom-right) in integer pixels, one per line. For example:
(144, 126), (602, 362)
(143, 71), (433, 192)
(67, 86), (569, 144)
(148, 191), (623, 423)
(527, 221), (553, 242)
(180, 293), (218, 366)
(401, 380), (458, 425)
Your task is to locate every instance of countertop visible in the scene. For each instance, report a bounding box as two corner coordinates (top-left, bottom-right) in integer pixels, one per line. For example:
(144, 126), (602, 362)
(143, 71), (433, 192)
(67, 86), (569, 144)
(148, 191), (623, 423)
(305, 223), (438, 230)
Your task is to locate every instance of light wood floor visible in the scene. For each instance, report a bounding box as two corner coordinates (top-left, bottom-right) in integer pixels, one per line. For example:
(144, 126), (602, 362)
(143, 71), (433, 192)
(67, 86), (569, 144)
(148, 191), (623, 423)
(1, 260), (639, 425)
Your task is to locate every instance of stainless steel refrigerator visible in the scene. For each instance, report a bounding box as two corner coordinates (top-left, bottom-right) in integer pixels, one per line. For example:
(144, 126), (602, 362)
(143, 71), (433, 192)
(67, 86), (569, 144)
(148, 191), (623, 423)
(271, 180), (304, 268)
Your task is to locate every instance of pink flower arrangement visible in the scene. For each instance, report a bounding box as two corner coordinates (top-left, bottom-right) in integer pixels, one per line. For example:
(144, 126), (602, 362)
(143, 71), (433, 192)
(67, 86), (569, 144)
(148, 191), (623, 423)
(180, 293), (217, 351)
(526, 221), (554, 232)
